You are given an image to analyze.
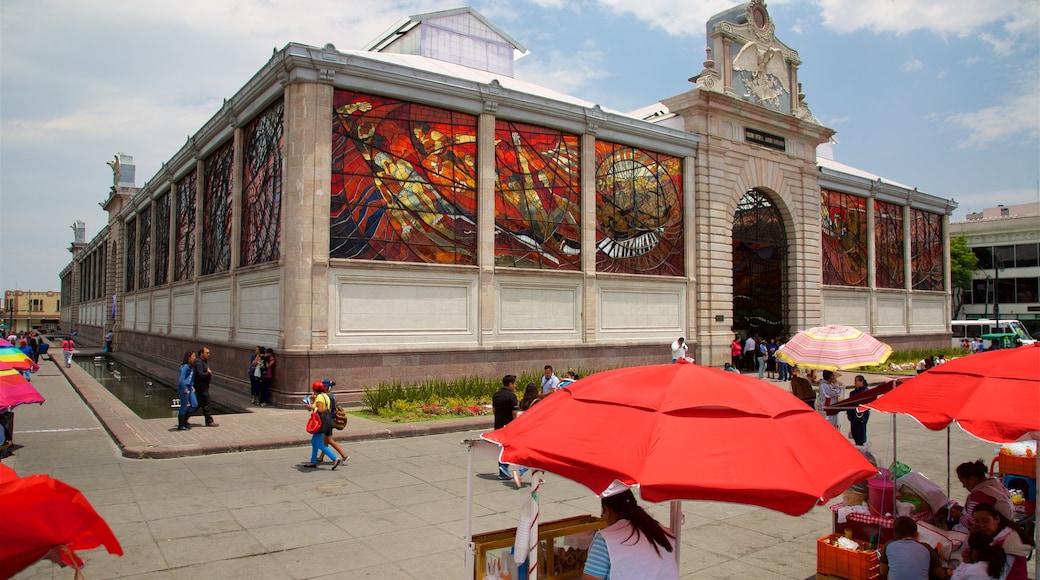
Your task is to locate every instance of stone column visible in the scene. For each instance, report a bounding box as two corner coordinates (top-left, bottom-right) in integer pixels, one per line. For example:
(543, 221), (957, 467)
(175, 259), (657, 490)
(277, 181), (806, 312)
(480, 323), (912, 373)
(477, 112), (497, 344)
(580, 132), (597, 343)
(903, 204), (913, 333)
(866, 194), (877, 333)
(228, 126), (244, 342)
(281, 81), (333, 351)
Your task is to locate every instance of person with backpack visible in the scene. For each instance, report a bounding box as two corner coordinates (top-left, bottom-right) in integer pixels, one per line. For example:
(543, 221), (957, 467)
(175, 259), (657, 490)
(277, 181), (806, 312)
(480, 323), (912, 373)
(315, 379), (348, 465)
(303, 381), (341, 470)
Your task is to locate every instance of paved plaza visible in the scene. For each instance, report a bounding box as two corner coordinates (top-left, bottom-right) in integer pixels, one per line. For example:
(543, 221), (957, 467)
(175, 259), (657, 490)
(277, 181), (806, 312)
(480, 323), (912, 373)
(8, 357), (1013, 579)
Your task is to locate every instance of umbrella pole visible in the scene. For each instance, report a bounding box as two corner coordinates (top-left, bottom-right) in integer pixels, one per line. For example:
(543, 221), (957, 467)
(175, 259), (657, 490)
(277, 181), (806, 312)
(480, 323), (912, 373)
(669, 500), (683, 567)
(891, 415), (899, 516)
(465, 441), (476, 576)
(1034, 435), (1039, 580)
(946, 427), (951, 497)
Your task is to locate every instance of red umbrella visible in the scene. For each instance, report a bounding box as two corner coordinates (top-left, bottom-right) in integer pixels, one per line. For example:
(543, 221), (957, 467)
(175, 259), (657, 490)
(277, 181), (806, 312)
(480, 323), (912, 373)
(0, 464), (123, 575)
(865, 344), (1039, 443)
(482, 362), (878, 515)
(776, 325), (892, 370)
(0, 363), (46, 409)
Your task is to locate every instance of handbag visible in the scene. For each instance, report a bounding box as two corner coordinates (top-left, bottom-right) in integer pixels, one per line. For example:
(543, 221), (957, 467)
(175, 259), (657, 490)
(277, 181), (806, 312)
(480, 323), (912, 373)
(305, 411), (323, 434)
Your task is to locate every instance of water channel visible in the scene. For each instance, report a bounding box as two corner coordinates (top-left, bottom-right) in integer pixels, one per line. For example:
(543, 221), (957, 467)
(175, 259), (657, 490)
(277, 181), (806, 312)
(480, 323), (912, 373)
(74, 356), (233, 419)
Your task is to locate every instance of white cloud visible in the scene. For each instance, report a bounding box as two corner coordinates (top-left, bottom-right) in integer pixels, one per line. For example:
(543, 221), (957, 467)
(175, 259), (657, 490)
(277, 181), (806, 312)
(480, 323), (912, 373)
(901, 57), (924, 72)
(814, 0), (1037, 38)
(515, 47), (611, 97)
(978, 32), (1016, 55)
(947, 90), (1040, 149)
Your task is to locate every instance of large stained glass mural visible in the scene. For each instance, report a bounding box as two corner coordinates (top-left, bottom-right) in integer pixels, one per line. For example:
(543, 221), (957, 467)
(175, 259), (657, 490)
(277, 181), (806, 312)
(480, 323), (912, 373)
(911, 208), (943, 291)
(154, 193), (170, 286)
(594, 141), (683, 275)
(125, 217), (136, 292)
(330, 90), (478, 264)
(494, 120), (580, 269)
(242, 98), (283, 267)
(202, 140), (233, 275)
(821, 189), (867, 287)
(874, 200), (904, 289)
(733, 189), (786, 339)
(175, 172), (196, 282)
(138, 206), (152, 289)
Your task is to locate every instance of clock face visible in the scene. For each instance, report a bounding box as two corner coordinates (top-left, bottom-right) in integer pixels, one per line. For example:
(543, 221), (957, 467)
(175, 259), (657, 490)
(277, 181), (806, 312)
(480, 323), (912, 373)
(753, 7), (766, 28)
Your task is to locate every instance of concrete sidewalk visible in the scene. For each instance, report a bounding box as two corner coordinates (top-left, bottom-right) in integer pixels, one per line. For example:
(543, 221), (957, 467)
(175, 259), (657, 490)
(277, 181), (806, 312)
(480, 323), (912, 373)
(6, 360), (1018, 579)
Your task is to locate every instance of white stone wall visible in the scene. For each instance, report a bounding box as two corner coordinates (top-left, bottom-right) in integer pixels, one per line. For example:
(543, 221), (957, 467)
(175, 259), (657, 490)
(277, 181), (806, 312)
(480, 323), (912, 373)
(198, 282), (232, 342)
(124, 296), (136, 329)
(876, 292), (907, 333)
(153, 293), (170, 334)
(135, 294), (150, 332)
(237, 273), (281, 346)
(170, 289), (195, 337)
(597, 279), (685, 341)
(822, 288), (870, 327)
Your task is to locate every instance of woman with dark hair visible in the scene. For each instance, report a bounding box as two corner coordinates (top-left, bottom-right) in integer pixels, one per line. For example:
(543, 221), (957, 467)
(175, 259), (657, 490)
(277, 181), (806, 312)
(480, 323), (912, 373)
(518, 384), (540, 413)
(971, 503), (1034, 580)
(952, 531), (1009, 580)
(846, 375), (870, 446)
(177, 351), (198, 431)
(259, 348), (275, 407)
(248, 346), (264, 405)
(950, 460), (1015, 531)
(581, 489), (678, 580)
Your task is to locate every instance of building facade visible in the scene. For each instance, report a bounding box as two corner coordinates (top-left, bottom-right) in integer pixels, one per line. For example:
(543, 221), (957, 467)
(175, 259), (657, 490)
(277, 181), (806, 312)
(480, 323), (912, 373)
(2, 290), (61, 334)
(60, 2), (956, 405)
(951, 202), (1040, 334)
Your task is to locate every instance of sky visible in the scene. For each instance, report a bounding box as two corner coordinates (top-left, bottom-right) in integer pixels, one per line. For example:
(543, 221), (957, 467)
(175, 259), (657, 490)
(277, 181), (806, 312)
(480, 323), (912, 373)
(1, 0), (1037, 292)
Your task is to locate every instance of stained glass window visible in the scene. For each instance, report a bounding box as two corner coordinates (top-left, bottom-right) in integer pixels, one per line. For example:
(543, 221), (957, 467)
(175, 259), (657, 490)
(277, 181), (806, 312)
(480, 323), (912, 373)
(154, 193), (170, 286)
(330, 90), (478, 264)
(874, 200), (904, 289)
(242, 98), (283, 267)
(494, 120), (580, 269)
(138, 206), (152, 289)
(820, 190), (867, 287)
(175, 171), (197, 282)
(594, 141), (683, 275)
(911, 208), (943, 291)
(125, 217), (136, 292)
(202, 141), (233, 275)
(733, 189), (786, 338)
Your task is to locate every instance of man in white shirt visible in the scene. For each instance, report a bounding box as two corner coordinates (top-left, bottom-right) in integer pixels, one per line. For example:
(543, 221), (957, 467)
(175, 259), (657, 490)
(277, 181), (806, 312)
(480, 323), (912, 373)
(743, 335), (756, 371)
(539, 365), (560, 398)
(670, 337), (688, 363)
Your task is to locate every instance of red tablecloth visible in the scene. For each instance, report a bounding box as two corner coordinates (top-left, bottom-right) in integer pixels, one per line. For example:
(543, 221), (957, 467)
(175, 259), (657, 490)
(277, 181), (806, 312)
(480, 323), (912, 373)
(830, 502), (931, 526)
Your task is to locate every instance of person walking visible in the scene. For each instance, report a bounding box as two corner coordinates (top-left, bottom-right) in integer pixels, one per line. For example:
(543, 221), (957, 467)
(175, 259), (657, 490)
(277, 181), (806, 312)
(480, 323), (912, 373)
(176, 351), (199, 431)
(316, 379), (348, 464)
(303, 381), (341, 470)
(192, 346), (218, 427)
(493, 374), (519, 480)
(846, 375), (870, 445)
(730, 334), (742, 369)
(581, 489), (678, 580)
(61, 335), (75, 368)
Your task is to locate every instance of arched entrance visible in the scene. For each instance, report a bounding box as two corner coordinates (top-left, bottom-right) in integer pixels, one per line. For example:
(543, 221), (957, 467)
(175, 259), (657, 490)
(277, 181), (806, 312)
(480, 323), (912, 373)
(733, 189), (787, 341)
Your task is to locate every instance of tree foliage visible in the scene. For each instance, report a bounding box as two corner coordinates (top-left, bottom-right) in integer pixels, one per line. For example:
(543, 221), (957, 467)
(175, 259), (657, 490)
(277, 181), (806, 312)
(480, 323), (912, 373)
(950, 234), (979, 318)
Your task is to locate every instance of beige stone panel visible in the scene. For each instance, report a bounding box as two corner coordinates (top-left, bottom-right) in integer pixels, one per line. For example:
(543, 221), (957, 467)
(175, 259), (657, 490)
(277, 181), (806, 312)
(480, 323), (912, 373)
(909, 294), (946, 331)
(236, 273), (281, 346)
(498, 278), (580, 339)
(153, 292), (170, 334)
(330, 269), (477, 347)
(124, 296), (136, 329)
(171, 290), (196, 337)
(876, 293), (908, 332)
(597, 280), (685, 340)
(135, 293), (151, 332)
(822, 288), (869, 327)
(198, 283), (232, 342)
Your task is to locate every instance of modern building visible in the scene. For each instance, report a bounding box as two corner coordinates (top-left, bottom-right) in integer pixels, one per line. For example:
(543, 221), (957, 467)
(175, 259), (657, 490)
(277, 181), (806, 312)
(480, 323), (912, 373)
(60, 2), (956, 405)
(2, 290), (61, 334)
(951, 202), (1040, 334)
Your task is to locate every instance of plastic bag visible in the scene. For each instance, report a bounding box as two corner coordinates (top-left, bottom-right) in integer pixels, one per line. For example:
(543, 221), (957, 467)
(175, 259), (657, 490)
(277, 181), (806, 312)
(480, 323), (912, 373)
(888, 461), (911, 479)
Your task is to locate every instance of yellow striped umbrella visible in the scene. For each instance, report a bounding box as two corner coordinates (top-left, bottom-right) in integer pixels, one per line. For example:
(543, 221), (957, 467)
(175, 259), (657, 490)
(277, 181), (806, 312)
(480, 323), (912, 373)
(776, 325), (892, 371)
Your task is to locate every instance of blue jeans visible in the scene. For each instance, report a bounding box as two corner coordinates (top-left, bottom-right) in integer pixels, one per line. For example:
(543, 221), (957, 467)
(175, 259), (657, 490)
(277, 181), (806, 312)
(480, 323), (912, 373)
(757, 356), (766, 379)
(179, 391), (198, 416)
(310, 433), (337, 463)
(777, 361), (790, 381)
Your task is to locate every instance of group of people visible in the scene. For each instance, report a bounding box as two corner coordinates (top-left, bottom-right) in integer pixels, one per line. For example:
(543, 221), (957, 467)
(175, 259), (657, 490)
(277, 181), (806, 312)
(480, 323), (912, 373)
(882, 459), (1034, 579)
(175, 346), (219, 431)
(728, 333), (793, 381)
(493, 366), (579, 481)
(247, 346), (276, 407)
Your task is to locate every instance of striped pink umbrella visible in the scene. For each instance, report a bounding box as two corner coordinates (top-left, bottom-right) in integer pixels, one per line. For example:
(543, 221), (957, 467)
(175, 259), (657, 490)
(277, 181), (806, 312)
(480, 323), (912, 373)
(776, 325), (892, 370)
